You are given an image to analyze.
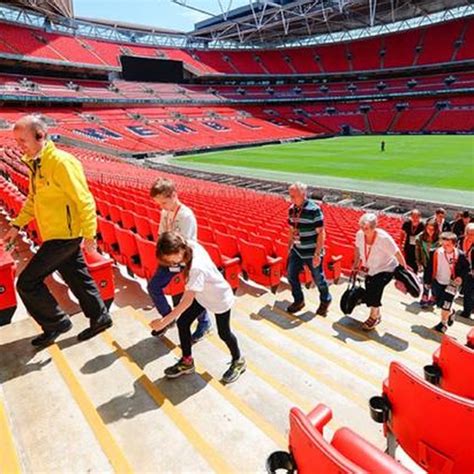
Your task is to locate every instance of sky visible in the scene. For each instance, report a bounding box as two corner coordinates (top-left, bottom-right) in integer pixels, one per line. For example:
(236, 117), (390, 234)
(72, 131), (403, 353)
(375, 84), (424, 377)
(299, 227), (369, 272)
(73, 0), (249, 32)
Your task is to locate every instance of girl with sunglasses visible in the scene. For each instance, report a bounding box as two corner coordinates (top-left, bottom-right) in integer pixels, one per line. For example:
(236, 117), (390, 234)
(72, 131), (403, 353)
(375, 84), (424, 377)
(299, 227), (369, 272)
(150, 231), (246, 384)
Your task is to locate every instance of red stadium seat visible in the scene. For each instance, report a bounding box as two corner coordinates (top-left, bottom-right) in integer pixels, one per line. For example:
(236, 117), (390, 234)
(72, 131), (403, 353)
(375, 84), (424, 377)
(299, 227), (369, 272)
(239, 239), (282, 293)
(83, 249), (115, 309)
(198, 226), (215, 243)
(108, 203), (123, 226)
(424, 335), (474, 399)
(370, 361), (474, 473)
(201, 241), (241, 291)
(135, 213), (154, 241)
(136, 235), (157, 280)
(0, 244), (17, 326)
(120, 209), (137, 232)
(214, 230), (240, 260)
(115, 227), (145, 277)
(97, 217), (121, 261)
(267, 403), (411, 474)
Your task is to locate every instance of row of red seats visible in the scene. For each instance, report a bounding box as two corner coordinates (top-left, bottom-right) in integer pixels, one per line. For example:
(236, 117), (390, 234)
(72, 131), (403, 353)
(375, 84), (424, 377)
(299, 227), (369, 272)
(369, 331), (474, 473)
(1, 18), (471, 74)
(268, 331), (473, 473)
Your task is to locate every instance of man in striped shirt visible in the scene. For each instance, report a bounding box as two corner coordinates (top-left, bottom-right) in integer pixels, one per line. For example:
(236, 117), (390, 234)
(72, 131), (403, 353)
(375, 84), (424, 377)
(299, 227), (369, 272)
(286, 182), (332, 316)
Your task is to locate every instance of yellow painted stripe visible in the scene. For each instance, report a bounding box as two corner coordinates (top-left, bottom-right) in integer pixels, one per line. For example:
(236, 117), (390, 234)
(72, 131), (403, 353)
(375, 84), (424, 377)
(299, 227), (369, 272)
(100, 332), (236, 474)
(128, 308), (287, 449)
(270, 304), (393, 369)
(244, 291), (428, 366)
(208, 333), (314, 413)
(47, 345), (133, 474)
(236, 299), (382, 389)
(226, 318), (368, 410)
(0, 399), (21, 474)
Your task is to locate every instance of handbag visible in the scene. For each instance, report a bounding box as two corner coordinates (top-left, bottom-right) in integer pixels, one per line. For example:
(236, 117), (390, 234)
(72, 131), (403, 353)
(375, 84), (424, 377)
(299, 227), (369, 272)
(340, 272), (366, 315)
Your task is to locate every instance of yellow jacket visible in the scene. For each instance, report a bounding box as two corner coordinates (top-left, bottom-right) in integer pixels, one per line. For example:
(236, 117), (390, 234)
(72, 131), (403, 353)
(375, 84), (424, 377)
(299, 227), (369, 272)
(12, 141), (97, 241)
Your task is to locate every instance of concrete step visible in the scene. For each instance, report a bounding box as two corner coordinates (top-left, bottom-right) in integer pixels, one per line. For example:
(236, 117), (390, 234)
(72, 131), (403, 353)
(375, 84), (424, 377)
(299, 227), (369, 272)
(1, 246), (471, 472)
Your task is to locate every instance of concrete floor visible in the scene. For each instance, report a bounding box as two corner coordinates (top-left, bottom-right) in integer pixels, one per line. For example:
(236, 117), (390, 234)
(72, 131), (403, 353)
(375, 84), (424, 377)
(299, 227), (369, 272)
(0, 216), (472, 473)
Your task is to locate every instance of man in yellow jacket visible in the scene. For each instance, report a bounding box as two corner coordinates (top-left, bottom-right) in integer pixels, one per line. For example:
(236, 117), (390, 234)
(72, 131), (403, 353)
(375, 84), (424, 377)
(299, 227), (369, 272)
(4, 115), (112, 347)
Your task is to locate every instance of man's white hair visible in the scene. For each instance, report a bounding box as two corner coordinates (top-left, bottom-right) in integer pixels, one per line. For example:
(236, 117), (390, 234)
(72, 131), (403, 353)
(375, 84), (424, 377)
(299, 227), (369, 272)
(359, 212), (377, 229)
(466, 223), (474, 233)
(14, 114), (48, 137)
(289, 182), (308, 194)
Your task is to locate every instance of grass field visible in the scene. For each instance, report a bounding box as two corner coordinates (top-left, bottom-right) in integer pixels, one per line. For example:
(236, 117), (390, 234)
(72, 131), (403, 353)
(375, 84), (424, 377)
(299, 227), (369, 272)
(179, 135), (473, 192)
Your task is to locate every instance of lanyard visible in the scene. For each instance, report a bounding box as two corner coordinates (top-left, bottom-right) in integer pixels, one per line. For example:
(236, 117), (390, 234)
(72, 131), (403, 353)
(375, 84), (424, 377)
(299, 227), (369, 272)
(442, 249), (458, 278)
(166, 204), (181, 232)
(364, 231), (377, 264)
(291, 203), (305, 230)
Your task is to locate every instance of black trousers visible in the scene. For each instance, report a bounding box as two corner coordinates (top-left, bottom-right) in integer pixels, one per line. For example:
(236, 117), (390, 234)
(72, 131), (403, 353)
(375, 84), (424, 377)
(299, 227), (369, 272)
(17, 238), (109, 332)
(178, 299), (241, 361)
(365, 272), (393, 308)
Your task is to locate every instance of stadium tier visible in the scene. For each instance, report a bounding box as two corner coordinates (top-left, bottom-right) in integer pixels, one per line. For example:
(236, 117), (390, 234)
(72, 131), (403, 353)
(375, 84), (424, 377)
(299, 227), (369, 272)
(0, 17), (472, 74)
(0, 134), (402, 280)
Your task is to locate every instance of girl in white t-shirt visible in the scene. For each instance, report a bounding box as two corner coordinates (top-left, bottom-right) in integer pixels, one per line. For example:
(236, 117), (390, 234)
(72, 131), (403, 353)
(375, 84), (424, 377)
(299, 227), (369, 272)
(150, 232), (246, 384)
(353, 213), (407, 330)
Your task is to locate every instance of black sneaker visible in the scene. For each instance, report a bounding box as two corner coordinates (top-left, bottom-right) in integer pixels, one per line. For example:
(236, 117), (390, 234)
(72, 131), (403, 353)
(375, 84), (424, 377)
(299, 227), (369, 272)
(31, 319), (72, 348)
(164, 358), (195, 378)
(222, 358), (246, 384)
(433, 322), (447, 333)
(151, 320), (176, 338)
(286, 301), (305, 314)
(316, 300), (331, 317)
(77, 314), (113, 341)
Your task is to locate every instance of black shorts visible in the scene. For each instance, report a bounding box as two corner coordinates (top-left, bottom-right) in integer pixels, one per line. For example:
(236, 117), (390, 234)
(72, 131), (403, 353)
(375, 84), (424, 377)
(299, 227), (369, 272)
(365, 272), (393, 308)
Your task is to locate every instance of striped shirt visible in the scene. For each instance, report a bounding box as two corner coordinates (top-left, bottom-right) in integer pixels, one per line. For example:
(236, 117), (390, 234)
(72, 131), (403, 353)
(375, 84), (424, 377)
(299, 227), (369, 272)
(288, 199), (324, 260)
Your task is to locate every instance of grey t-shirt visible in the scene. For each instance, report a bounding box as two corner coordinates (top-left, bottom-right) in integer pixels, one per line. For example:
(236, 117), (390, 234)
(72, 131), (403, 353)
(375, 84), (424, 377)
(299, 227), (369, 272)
(159, 204), (197, 241)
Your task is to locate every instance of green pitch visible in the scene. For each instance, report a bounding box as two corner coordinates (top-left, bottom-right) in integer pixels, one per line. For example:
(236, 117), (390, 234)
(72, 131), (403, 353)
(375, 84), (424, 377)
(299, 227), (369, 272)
(179, 135), (473, 192)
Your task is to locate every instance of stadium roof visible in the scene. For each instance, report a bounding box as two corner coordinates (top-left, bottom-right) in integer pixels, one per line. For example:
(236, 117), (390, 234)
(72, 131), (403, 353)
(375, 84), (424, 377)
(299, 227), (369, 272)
(180, 0), (472, 45)
(6, 0), (73, 17)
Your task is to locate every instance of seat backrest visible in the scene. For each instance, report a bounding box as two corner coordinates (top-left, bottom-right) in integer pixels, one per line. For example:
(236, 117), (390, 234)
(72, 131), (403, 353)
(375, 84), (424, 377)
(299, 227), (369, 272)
(201, 242), (223, 267)
(437, 335), (474, 399)
(385, 361), (474, 474)
(214, 230), (239, 258)
(289, 407), (364, 474)
(240, 239), (267, 269)
(115, 227), (138, 256)
(198, 226), (215, 243)
(136, 236), (157, 279)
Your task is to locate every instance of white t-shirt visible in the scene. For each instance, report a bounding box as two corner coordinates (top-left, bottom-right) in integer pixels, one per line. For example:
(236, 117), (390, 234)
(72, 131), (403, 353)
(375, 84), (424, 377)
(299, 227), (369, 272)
(159, 204), (197, 241)
(186, 241), (235, 314)
(434, 248), (457, 285)
(355, 228), (399, 276)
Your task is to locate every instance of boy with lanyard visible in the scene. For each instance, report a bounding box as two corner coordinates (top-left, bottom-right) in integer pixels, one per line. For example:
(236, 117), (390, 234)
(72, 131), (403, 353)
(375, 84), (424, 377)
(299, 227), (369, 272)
(148, 178), (212, 341)
(431, 232), (469, 333)
(415, 218), (439, 308)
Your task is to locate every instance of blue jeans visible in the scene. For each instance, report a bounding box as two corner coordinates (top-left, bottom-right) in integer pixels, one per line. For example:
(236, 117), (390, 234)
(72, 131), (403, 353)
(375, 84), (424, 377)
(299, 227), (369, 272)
(287, 248), (331, 304)
(147, 266), (210, 325)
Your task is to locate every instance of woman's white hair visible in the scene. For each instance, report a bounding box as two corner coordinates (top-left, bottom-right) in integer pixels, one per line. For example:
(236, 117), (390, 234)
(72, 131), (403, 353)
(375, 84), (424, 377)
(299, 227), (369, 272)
(466, 222), (474, 233)
(359, 212), (377, 229)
